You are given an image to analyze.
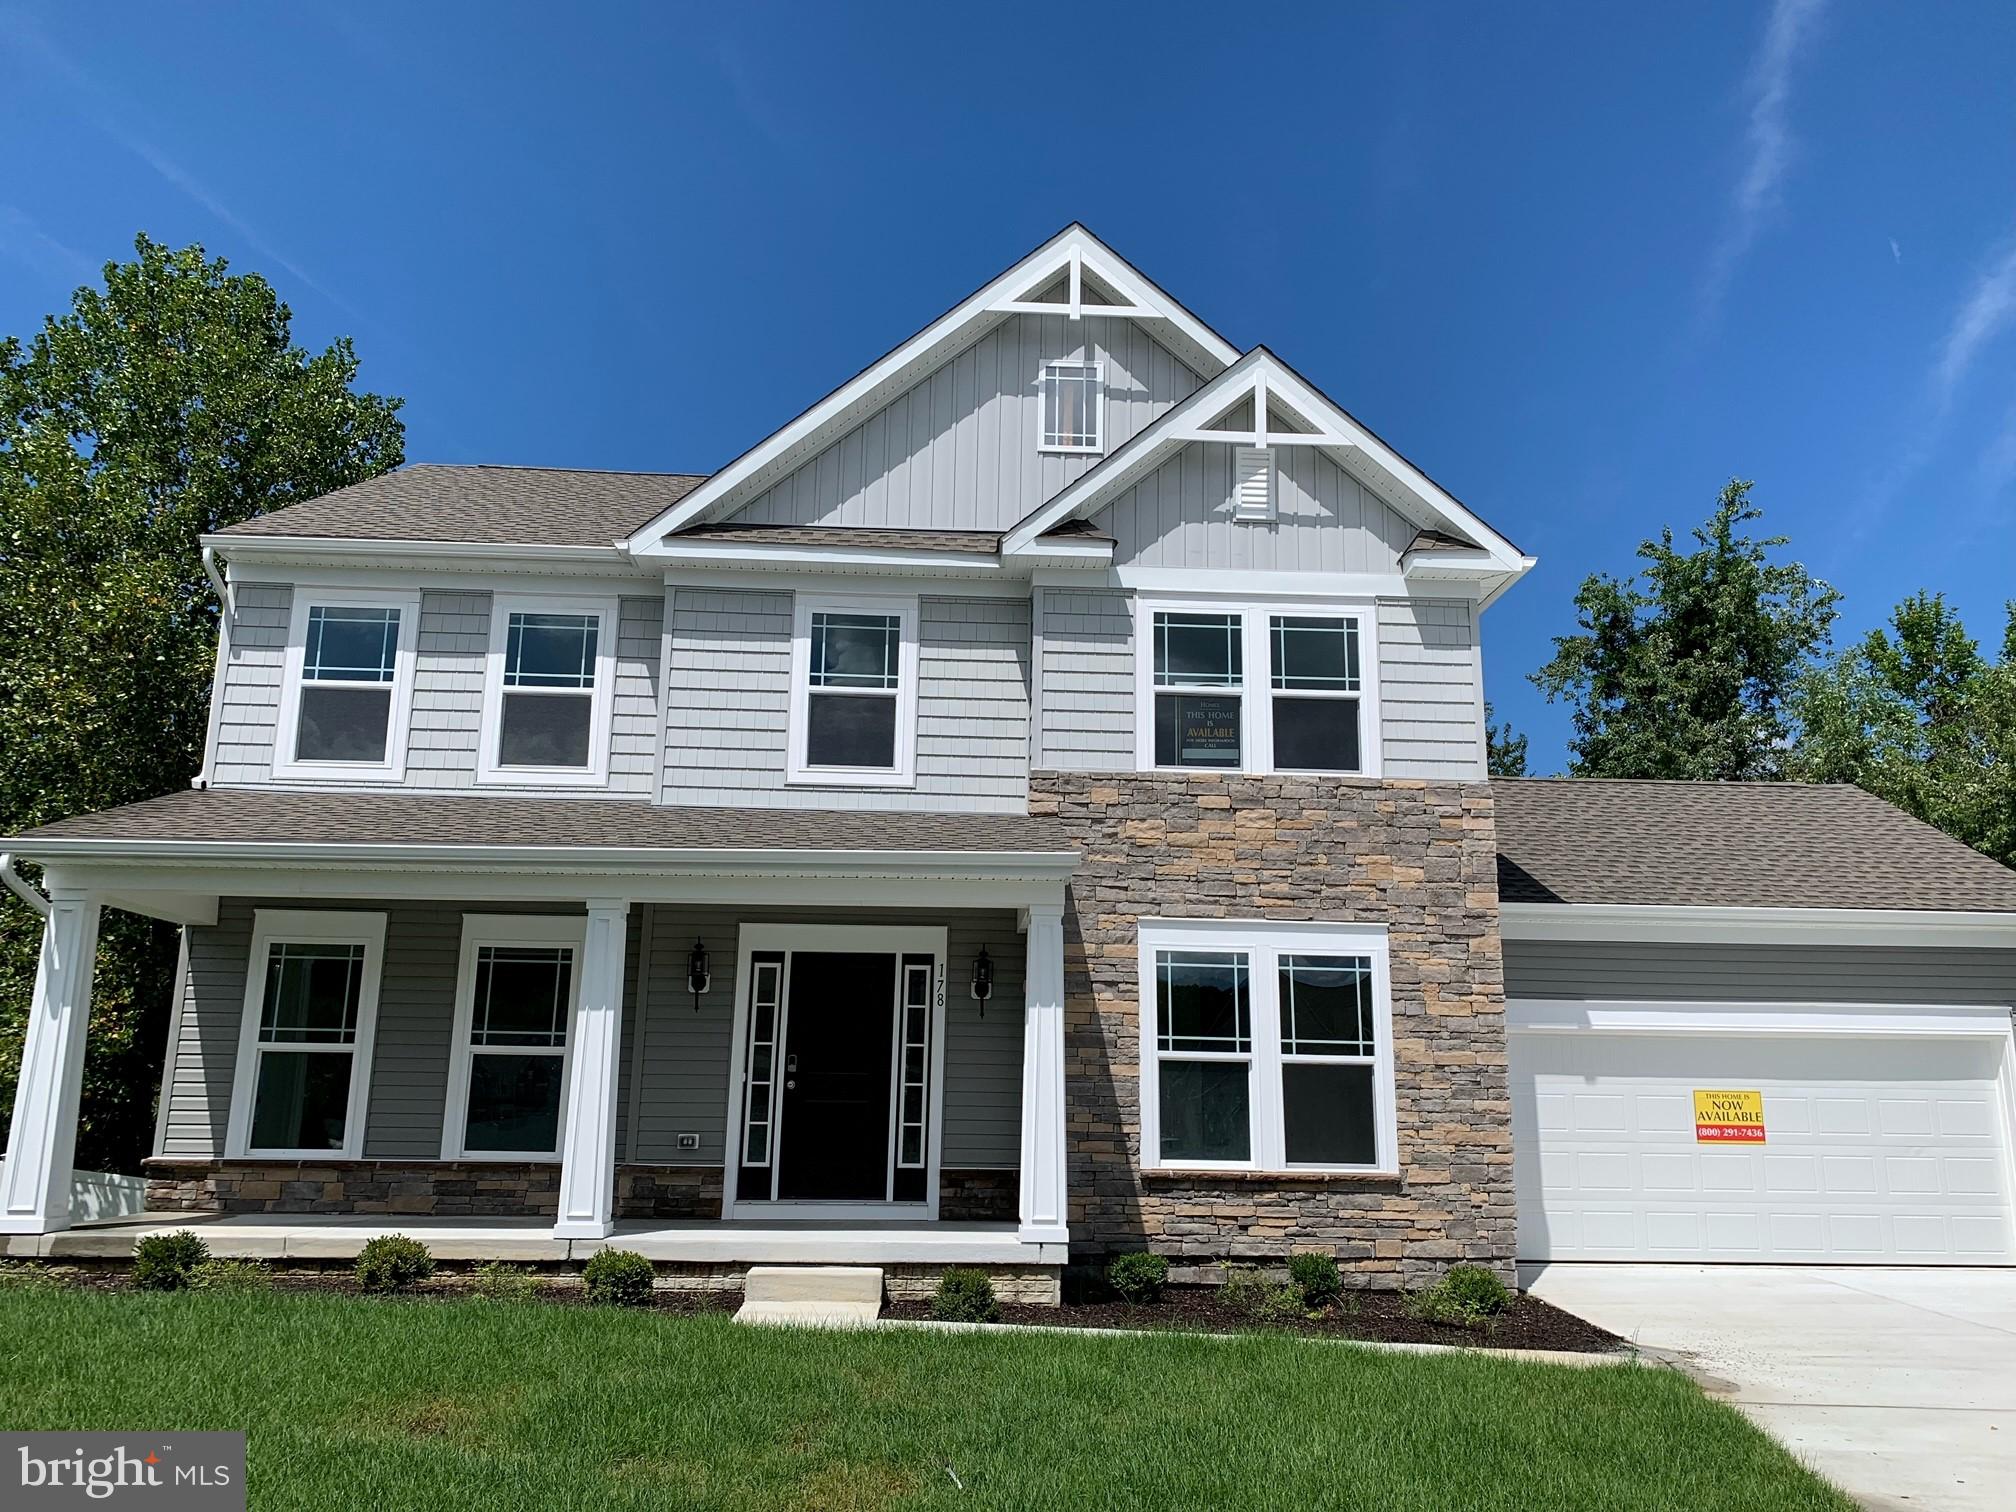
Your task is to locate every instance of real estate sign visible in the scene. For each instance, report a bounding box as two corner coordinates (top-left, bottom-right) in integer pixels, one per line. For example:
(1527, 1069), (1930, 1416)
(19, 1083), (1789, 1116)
(1693, 1088), (1766, 1143)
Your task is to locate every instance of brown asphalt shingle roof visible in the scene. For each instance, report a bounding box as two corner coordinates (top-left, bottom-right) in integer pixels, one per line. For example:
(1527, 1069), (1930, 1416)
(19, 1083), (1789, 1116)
(675, 524), (1001, 554)
(6, 788), (1070, 855)
(1493, 778), (2016, 913)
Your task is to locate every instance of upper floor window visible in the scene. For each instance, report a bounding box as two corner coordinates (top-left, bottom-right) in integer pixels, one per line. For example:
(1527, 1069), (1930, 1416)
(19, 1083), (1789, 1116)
(1134, 599), (1378, 777)
(1038, 360), (1104, 453)
(787, 594), (918, 787)
(272, 589), (420, 782)
(478, 595), (618, 786)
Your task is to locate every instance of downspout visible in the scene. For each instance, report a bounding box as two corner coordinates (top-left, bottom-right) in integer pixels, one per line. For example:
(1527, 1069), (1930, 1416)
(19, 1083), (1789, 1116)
(194, 546), (233, 790)
(0, 854), (50, 918)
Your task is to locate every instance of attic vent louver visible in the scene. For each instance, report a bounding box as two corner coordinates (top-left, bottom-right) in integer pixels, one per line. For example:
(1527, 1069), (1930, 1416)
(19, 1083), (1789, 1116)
(1233, 446), (1275, 522)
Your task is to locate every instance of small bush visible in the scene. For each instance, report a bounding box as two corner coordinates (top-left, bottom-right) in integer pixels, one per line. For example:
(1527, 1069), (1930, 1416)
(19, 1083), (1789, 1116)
(471, 1260), (543, 1303)
(582, 1248), (655, 1306)
(930, 1268), (999, 1323)
(1406, 1263), (1512, 1328)
(1105, 1251), (1169, 1305)
(188, 1258), (272, 1294)
(1287, 1252), (1342, 1309)
(1220, 1266), (1303, 1323)
(355, 1234), (434, 1293)
(0, 1260), (68, 1292)
(133, 1231), (210, 1291)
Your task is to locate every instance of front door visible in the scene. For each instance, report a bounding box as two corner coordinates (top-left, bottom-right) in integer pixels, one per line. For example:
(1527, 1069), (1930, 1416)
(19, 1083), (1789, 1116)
(775, 952), (896, 1200)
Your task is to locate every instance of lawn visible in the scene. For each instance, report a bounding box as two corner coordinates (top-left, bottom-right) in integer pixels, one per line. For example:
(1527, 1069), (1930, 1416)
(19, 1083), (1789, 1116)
(0, 1289), (1850, 1511)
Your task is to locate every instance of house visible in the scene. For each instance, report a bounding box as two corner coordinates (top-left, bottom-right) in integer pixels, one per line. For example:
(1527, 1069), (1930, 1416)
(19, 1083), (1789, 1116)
(3, 226), (2013, 1300)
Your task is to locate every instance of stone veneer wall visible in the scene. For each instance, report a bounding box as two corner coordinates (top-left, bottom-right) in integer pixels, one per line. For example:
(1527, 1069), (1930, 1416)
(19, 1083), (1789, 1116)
(938, 1168), (1018, 1221)
(144, 1161), (722, 1221)
(1029, 771), (1514, 1288)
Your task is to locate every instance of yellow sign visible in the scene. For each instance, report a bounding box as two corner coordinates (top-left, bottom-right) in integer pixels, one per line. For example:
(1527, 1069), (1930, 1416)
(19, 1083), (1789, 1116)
(1694, 1089), (1766, 1143)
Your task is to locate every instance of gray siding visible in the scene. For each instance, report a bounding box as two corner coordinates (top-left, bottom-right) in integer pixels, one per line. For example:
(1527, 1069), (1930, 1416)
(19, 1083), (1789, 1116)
(208, 586), (663, 797)
(1505, 941), (2016, 1006)
(1378, 598), (1485, 780)
(1094, 444), (1417, 571)
(660, 589), (1030, 812)
(160, 903), (255, 1156)
(733, 314), (1201, 532)
(1035, 588), (1135, 770)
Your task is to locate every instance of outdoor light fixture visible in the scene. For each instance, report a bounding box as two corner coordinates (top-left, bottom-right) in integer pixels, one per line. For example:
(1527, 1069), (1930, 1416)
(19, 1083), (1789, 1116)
(687, 939), (710, 1008)
(970, 945), (994, 1011)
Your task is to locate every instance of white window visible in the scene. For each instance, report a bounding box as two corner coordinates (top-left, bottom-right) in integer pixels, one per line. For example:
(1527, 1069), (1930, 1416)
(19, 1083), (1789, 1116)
(477, 594), (619, 785)
(1134, 598), (1378, 776)
(1038, 360), (1103, 453)
(786, 594), (919, 786)
(226, 910), (386, 1158)
(1137, 920), (1395, 1174)
(441, 915), (586, 1161)
(272, 589), (421, 781)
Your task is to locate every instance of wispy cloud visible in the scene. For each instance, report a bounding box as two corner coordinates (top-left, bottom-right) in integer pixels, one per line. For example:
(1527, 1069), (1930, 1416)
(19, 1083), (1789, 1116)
(1931, 231), (2016, 409)
(1699, 0), (1829, 320)
(1889, 237), (1902, 265)
(0, 203), (99, 285)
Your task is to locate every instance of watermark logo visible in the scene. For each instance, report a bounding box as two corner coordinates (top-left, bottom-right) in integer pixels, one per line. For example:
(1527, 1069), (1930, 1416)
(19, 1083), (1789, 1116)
(4, 1434), (244, 1510)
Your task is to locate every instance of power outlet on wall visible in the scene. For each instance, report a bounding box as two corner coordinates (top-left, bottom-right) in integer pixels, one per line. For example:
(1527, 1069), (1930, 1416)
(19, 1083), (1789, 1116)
(676, 1133), (700, 1151)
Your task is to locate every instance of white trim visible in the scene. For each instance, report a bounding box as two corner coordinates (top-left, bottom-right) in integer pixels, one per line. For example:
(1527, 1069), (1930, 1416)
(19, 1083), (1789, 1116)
(225, 909), (387, 1160)
(1132, 596), (1383, 778)
(1137, 918), (1397, 1177)
(721, 923), (949, 1220)
(1498, 902), (2016, 948)
(270, 587), (422, 784)
(1036, 358), (1105, 454)
(440, 913), (588, 1162)
(785, 593), (920, 789)
(663, 568), (1026, 599)
(475, 592), (620, 788)
(658, 542), (1007, 576)
(1505, 998), (2016, 1038)
(200, 534), (638, 575)
(1085, 568), (1423, 600)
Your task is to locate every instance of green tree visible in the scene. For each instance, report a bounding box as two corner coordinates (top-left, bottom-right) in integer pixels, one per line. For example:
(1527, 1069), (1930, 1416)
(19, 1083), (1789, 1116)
(1, 235), (403, 1170)
(1790, 593), (2016, 868)
(1532, 480), (1839, 780)
(1485, 703), (1529, 776)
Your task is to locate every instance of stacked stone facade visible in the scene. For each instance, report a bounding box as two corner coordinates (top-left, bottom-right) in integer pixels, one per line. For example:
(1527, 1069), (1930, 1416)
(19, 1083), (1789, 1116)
(1029, 770), (1514, 1287)
(144, 1160), (723, 1221)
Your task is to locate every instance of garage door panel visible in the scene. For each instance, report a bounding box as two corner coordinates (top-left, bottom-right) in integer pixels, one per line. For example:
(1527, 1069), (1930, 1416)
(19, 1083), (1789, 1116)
(1512, 1030), (2014, 1264)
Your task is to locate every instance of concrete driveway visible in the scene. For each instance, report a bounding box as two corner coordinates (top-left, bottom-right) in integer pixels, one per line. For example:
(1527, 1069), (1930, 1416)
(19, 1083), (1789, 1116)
(1523, 1264), (2016, 1511)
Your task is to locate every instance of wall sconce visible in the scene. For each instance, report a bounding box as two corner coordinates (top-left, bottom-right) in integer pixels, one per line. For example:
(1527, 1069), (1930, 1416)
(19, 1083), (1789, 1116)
(687, 939), (711, 1009)
(969, 946), (994, 1012)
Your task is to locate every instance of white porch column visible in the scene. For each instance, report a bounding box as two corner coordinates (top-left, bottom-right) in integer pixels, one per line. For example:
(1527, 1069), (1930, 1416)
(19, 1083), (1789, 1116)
(0, 884), (101, 1235)
(553, 897), (629, 1240)
(1017, 901), (1070, 1246)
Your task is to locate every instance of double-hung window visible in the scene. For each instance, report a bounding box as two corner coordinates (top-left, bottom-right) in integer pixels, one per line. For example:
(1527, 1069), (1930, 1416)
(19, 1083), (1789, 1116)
(1138, 920), (1395, 1174)
(1038, 360), (1103, 452)
(273, 589), (420, 781)
(1136, 600), (1377, 776)
(787, 595), (918, 786)
(478, 595), (618, 785)
(442, 915), (585, 1160)
(227, 910), (386, 1158)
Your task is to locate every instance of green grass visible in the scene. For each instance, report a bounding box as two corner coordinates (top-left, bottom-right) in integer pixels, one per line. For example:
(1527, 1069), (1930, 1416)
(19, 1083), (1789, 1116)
(0, 1289), (1850, 1511)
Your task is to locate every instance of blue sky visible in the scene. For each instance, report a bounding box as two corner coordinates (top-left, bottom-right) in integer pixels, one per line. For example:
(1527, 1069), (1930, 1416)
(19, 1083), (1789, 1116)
(3, 1), (2012, 770)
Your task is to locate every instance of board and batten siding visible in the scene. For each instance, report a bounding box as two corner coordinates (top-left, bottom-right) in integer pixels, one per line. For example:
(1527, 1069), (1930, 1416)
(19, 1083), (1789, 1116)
(731, 313), (1202, 532)
(1504, 940), (2016, 1006)
(1377, 598), (1485, 780)
(207, 585), (663, 796)
(659, 588), (1031, 812)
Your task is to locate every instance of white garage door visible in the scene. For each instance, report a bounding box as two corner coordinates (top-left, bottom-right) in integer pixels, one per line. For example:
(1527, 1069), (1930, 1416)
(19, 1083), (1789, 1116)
(1511, 1031), (2016, 1263)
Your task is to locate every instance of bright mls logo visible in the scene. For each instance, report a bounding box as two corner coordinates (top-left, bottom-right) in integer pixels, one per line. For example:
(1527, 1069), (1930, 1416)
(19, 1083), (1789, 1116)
(5, 1433), (244, 1510)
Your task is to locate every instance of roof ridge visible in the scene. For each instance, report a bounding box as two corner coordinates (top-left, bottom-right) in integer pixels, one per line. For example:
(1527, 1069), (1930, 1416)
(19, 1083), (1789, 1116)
(401, 462), (713, 480)
(1492, 776), (1861, 790)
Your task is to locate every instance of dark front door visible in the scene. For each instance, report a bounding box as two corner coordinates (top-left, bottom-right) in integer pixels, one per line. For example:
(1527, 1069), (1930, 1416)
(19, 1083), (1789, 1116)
(776, 952), (895, 1201)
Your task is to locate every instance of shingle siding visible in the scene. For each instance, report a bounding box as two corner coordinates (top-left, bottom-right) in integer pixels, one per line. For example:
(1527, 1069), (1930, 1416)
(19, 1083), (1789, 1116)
(1034, 588), (1135, 770)
(211, 584), (291, 784)
(1378, 598), (1485, 781)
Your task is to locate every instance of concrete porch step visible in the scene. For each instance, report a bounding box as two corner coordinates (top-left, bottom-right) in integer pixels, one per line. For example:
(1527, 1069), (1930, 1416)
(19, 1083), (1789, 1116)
(735, 1265), (884, 1329)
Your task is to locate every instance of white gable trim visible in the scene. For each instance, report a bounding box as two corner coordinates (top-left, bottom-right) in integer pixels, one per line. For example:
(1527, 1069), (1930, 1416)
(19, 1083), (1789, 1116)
(623, 226), (1240, 554)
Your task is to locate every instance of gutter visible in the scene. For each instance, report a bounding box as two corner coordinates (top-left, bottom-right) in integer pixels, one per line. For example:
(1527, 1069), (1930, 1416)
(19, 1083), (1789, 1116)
(1498, 900), (2016, 949)
(194, 548), (233, 790)
(0, 854), (49, 918)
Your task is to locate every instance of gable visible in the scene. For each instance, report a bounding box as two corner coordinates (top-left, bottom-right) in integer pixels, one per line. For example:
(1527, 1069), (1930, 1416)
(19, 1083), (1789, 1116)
(726, 314), (1203, 533)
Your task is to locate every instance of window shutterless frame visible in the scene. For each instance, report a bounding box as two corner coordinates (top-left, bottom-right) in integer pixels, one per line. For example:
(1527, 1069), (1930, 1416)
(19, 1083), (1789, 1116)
(440, 914), (588, 1162)
(1132, 596), (1382, 777)
(1136, 918), (1397, 1176)
(270, 588), (422, 782)
(225, 909), (388, 1159)
(1037, 359), (1105, 454)
(476, 593), (620, 787)
(785, 593), (919, 788)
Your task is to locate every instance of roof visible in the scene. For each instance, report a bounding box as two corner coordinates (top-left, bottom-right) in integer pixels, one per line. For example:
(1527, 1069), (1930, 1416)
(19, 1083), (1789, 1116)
(6, 787), (1069, 856)
(1493, 778), (2016, 913)
(214, 465), (708, 547)
(673, 523), (1001, 555)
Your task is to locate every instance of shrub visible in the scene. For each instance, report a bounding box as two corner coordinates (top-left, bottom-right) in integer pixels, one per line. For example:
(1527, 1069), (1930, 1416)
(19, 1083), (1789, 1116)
(1287, 1252), (1342, 1309)
(1220, 1266), (1303, 1323)
(930, 1268), (999, 1323)
(582, 1248), (655, 1307)
(355, 1234), (435, 1293)
(471, 1261), (543, 1303)
(1105, 1251), (1169, 1305)
(188, 1258), (272, 1294)
(1405, 1263), (1512, 1328)
(132, 1231), (210, 1291)
(0, 1260), (68, 1292)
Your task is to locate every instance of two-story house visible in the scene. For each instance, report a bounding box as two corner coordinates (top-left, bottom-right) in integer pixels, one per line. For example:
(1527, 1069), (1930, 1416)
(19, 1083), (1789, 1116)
(6, 226), (2015, 1300)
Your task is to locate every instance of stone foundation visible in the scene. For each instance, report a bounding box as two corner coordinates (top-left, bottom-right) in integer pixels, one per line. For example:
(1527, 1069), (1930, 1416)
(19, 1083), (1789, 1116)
(938, 1168), (1018, 1221)
(143, 1160), (725, 1220)
(615, 1166), (725, 1220)
(1031, 770), (1515, 1289)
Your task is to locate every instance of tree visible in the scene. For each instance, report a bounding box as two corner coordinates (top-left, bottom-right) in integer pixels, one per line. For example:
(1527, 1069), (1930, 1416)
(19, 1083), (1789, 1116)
(1790, 593), (2016, 869)
(1485, 703), (1529, 776)
(0, 235), (403, 1170)
(1532, 480), (1839, 780)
